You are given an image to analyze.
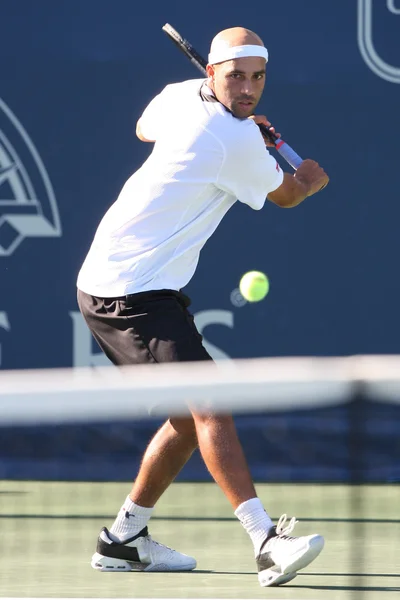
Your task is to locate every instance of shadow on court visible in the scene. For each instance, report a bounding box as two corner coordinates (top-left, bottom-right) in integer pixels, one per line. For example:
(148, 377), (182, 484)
(288, 584), (400, 592)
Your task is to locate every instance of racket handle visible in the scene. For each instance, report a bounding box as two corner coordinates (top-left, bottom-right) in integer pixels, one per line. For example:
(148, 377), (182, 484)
(274, 140), (303, 170)
(258, 123), (303, 170)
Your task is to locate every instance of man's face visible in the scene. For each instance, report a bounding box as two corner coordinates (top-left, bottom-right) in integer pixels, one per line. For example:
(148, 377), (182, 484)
(208, 56), (266, 119)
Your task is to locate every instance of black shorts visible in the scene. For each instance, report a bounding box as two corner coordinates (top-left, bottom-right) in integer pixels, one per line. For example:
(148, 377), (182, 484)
(77, 288), (213, 366)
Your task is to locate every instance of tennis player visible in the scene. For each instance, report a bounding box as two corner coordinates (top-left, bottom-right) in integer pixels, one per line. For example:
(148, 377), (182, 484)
(77, 26), (329, 587)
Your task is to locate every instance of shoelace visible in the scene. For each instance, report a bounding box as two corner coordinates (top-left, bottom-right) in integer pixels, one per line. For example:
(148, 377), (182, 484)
(146, 535), (175, 555)
(275, 514), (299, 540)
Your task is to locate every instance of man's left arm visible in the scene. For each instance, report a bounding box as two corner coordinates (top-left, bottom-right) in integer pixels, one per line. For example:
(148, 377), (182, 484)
(135, 87), (168, 143)
(136, 119), (155, 142)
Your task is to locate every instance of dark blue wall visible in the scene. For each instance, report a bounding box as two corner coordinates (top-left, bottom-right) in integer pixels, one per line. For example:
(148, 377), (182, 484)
(1, 0), (399, 368)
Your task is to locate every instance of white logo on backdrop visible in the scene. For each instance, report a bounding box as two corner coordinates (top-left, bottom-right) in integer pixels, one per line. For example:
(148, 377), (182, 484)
(358, 0), (400, 83)
(0, 312), (10, 366)
(0, 98), (61, 256)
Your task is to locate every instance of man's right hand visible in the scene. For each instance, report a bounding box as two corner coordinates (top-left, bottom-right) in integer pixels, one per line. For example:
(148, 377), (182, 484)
(294, 159), (329, 197)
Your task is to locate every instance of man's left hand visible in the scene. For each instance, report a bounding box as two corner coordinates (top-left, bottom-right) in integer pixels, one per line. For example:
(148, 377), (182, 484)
(248, 115), (281, 147)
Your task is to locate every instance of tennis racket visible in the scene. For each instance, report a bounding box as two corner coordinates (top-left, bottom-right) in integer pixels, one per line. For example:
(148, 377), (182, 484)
(162, 23), (303, 171)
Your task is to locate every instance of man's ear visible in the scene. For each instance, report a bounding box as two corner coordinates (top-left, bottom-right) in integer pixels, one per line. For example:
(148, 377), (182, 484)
(206, 64), (215, 77)
(206, 64), (215, 88)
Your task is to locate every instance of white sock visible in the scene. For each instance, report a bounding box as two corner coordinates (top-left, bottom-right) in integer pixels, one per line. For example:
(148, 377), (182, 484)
(109, 495), (154, 542)
(234, 497), (274, 556)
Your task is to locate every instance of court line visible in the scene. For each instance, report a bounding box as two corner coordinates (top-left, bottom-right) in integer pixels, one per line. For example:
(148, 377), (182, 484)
(0, 514), (398, 523)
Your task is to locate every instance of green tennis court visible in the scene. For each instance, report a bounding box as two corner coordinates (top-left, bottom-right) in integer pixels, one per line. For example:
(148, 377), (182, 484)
(1, 481), (399, 599)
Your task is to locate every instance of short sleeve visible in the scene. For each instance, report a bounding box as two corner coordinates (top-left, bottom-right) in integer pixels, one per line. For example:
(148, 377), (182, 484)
(138, 87), (169, 141)
(215, 120), (284, 210)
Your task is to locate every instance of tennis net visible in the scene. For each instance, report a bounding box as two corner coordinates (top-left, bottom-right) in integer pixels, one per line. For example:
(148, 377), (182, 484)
(0, 355), (399, 599)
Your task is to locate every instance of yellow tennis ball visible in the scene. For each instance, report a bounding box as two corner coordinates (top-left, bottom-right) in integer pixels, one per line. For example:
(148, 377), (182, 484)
(239, 271), (270, 302)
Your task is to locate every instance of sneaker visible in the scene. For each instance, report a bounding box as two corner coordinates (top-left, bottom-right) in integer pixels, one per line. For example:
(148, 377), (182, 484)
(256, 514), (324, 587)
(91, 526), (197, 572)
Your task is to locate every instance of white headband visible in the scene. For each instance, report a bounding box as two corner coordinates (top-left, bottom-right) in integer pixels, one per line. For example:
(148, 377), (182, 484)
(208, 44), (269, 65)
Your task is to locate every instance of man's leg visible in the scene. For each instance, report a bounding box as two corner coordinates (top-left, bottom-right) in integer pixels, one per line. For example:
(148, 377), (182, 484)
(109, 416), (198, 543)
(190, 410), (276, 561)
(91, 416), (199, 573)
(129, 417), (198, 507)
(190, 411), (257, 509)
(187, 409), (324, 587)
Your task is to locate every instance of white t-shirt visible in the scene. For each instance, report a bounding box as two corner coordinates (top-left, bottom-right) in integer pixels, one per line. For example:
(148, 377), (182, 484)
(77, 79), (283, 297)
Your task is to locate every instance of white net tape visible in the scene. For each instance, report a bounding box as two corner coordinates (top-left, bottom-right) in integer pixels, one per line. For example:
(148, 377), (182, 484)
(1, 355), (399, 424)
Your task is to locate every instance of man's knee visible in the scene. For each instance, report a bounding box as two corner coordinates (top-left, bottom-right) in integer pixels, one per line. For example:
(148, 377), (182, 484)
(191, 411), (235, 429)
(168, 416), (198, 444)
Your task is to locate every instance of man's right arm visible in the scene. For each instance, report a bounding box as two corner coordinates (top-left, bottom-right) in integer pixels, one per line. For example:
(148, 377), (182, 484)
(268, 159), (329, 208)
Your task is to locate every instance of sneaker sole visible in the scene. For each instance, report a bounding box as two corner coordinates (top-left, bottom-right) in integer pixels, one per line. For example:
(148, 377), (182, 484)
(259, 570), (298, 587)
(91, 552), (196, 572)
(258, 534), (324, 587)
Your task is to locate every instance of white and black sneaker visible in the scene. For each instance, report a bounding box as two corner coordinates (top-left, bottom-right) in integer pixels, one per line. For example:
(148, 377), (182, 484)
(91, 526), (197, 572)
(256, 514), (324, 587)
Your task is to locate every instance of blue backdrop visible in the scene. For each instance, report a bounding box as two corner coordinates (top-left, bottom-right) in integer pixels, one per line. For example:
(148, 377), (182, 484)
(1, 0), (399, 481)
